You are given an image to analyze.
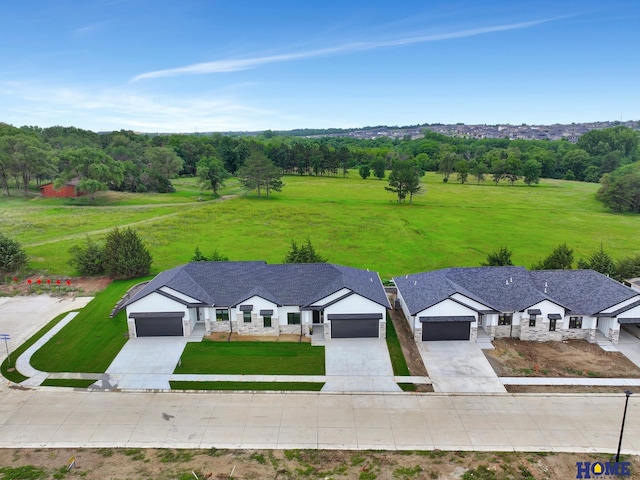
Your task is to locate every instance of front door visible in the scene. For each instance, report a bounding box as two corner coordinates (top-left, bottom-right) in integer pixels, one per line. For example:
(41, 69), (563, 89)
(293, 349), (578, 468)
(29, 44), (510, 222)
(312, 310), (323, 324)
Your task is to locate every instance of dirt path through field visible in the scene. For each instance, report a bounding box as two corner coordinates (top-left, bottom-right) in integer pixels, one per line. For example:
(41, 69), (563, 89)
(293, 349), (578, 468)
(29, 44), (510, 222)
(23, 195), (237, 248)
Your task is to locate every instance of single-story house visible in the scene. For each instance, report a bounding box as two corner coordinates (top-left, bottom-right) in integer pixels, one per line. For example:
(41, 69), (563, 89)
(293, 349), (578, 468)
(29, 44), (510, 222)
(39, 178), (84, 198)
(394, 266), (640, 344)
(117, 261), (390, 339)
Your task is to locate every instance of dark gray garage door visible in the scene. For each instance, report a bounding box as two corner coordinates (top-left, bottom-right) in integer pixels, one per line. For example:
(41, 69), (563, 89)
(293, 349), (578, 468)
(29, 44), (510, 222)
(420, 316), (473, 341)
(133, 313), (184, 337)
(331, 319), (379, 338)
(328, 313), (382, 339)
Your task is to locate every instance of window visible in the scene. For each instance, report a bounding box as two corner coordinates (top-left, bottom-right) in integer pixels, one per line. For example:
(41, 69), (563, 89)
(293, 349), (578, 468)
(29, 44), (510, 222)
(529, 315), (536, 327)
(243, 311), (252, 323)
(287, 312), (301, 325)
(549, 319), (556, 332)
(569, 316), (583, 329)
(215, 309), (229, 321)
(263, 316), (272, 328)
(498, 313), (512, 326)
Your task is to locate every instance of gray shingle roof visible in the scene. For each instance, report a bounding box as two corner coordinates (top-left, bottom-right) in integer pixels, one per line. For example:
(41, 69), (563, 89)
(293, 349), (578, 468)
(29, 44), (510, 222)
(121, 261), (389, 311)
(394, 267), (638, 316)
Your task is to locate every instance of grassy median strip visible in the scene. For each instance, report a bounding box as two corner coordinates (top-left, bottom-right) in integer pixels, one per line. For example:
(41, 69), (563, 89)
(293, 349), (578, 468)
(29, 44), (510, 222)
(175, 341), (325, 375)
(386, 313), (410, 376)
(0, 311), (75, 383)
(170, 381), (325, 391)
(30, 278), (149, 373)
(40, 379), (96, 388)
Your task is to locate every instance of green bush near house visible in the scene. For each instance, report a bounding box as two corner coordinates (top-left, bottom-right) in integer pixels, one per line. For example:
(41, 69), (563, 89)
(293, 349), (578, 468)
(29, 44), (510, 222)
(30, 278), (149, 373)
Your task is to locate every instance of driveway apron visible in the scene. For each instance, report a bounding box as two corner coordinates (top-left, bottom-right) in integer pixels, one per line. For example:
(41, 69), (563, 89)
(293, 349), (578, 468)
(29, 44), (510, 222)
(418, 341), (506, 393)
(93, 337), (189, 390)
(322, 338), (400, 392)
(617, 326), (640, 369)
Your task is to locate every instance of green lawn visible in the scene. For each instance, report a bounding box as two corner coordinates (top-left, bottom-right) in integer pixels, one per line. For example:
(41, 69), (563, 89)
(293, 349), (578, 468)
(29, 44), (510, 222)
(29, 278), (148, 373)
(2, 172), (640, 280)
(170, 381), (325, 391)
(385, 313), (410, 377)
(40, 379), (96, 388)
(174, 341), (325, 375)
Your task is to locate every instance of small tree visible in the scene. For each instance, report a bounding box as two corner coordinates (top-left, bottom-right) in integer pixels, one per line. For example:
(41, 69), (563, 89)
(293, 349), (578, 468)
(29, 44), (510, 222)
(191, 246), (229, 262)
(69, 237), (105, 275)
(0, 233), (27, 275)
(531, 243), (573, 270)
(237, 150), (284, 197)
(283, 238), (327, 263)
(455, 160), (469, 184)
(359, 165), (371, 180)
(103, 227), (152, 279)
(523, 159), (542, 186)
(615, 254), (640, 282)
(481, 246), (514, 266)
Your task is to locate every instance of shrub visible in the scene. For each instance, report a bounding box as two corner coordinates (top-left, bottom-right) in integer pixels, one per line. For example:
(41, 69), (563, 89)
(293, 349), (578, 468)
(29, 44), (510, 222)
(68, 236), (105, 275)
(0, 233), (28, 275)
(103, 227), (152, 279)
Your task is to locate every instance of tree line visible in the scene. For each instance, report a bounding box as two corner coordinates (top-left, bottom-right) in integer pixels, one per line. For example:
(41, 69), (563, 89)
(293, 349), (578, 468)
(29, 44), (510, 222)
(0, 123), (638, 210)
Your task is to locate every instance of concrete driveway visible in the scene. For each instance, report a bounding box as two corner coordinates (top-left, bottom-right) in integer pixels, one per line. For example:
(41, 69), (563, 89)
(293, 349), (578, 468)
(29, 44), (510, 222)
(93, 337), (189, 390)
(322, 338), (400, 392)
(0, 295), (93, 362)
(418, 341), (506, 393)
(617, 326), (640, 369)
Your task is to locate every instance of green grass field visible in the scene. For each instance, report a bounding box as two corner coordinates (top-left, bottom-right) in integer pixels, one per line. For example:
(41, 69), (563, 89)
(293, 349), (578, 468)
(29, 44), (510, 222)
(174, 341), (325, 375)
(2, 173), (639, 280)
(29, 278), (147, 373)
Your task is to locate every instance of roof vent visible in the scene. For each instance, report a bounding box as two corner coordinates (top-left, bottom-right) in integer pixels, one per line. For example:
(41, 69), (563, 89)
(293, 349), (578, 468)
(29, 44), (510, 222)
(370, 277), (373, 282)
(405, 275), (408, 279)
(544, 281), (548, 294)
(414, 280), (417, 285)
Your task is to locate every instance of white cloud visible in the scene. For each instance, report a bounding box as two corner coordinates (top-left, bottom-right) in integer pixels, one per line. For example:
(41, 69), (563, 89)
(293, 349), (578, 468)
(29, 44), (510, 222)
(132, 17), (562, 81)
(1, 81), (272, 132)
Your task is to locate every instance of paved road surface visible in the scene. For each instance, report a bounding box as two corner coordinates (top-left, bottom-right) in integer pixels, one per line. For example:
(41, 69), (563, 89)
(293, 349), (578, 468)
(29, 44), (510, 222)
(0, 387), (637, 453)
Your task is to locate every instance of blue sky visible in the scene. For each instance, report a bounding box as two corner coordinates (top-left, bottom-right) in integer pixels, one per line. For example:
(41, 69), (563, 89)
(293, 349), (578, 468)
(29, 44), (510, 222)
(1, 0), (639, 132)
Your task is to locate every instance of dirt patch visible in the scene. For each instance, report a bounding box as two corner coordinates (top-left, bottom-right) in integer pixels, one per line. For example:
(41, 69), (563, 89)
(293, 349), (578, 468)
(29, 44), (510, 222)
(0, 448), (634, 479)
(205, 333), (311, 343)
(485, 338), (640, 378)
(507, 385), (640, 394)
(0, 276), (111, 297)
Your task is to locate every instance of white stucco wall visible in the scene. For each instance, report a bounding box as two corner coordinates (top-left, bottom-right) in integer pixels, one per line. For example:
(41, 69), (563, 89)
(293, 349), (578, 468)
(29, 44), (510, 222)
(414, 299), (478, 330)
(617, 303), (640, 321)
(126, 292), (188, 318)
(395, 289), (414, 333)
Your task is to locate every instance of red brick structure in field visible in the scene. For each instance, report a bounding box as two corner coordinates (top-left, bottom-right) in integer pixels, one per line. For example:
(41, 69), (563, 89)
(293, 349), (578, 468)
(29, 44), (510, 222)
(39, 179), (84, 198)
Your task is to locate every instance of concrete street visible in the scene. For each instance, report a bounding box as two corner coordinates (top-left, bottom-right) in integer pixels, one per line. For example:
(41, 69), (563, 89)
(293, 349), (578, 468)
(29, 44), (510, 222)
(0, 387), (638, 453)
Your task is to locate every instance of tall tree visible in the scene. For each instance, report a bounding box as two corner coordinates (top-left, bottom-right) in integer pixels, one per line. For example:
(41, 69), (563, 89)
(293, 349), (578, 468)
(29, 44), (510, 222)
(437, 145), (457, 182)
(237, 150), (284, 197)
(196, 156), (229, 195)
(385, 160), (421, 203)
(143, 146), (183, 192)
(56, 147), (124, 201)
(577, 244), (616, 277)
(454, 160), (469, 184)
(470, 160), (488, 184)
(370, 157), (386, 179)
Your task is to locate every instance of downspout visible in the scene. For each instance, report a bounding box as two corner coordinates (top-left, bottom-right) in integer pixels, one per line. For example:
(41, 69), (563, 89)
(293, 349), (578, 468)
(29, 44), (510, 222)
(228, 307), (233, 342)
